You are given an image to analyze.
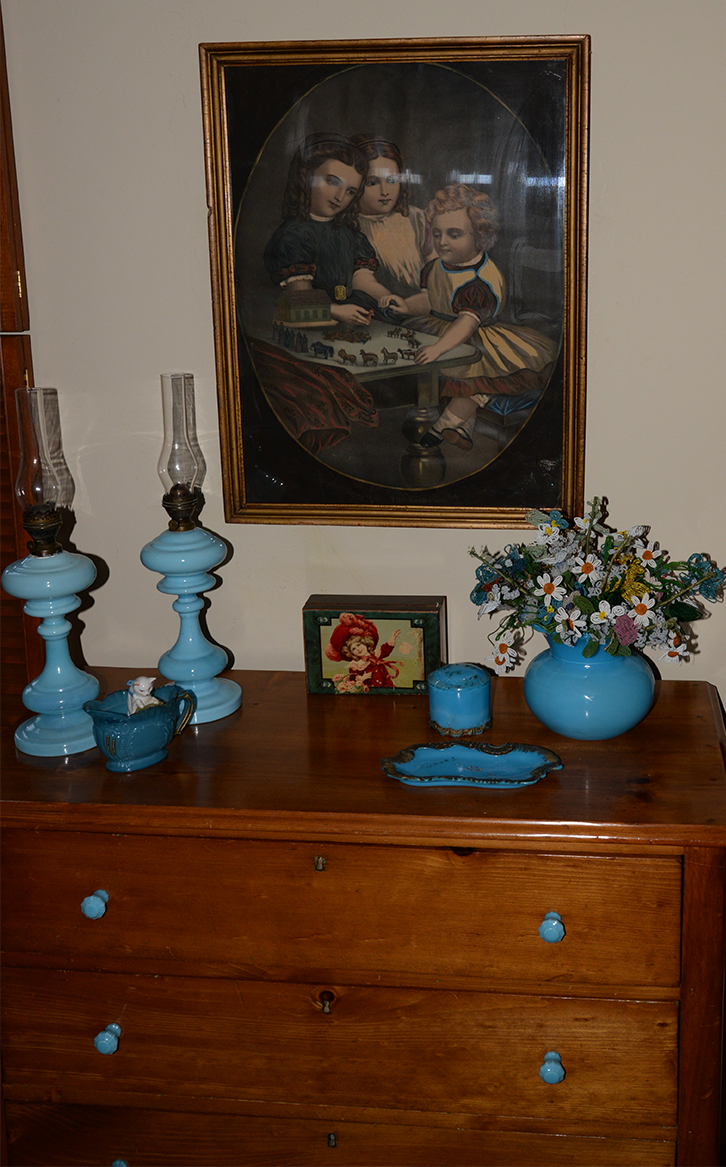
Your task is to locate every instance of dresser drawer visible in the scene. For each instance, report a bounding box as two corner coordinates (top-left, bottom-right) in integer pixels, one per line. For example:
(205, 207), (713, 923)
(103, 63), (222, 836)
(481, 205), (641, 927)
(0, 831), (682, 988)
(4, 1102), (676, 1166)
(1, 968), (677, 1134)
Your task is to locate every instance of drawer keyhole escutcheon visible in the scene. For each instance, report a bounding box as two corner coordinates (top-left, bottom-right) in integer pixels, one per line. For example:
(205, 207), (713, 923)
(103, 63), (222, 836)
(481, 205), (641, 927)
(314, 856), (326, 871)
(538, 911), (565, 943)
(539, 1050), (565, 1084)
(327, 1133), (337, 1147)
(81, 889), (109, 919)
(94, 1023), (122, 1055)
(319, 990), (335, 1014)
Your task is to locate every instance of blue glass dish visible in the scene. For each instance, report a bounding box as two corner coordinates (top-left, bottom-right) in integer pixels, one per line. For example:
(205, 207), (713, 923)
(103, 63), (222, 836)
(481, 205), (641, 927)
(381, 741), (563, 789)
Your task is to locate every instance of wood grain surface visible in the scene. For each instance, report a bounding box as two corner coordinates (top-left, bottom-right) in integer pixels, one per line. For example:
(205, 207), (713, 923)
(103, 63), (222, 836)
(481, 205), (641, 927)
(1, 831), (682, 990)
(2, 671), (726, 849)
(1, 967), (677, 1136)
(3, 1102), (676, 1167)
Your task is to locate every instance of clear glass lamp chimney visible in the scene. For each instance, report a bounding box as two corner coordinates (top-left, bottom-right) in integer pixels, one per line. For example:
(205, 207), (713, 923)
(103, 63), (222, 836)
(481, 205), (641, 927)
(157, 374), (206, 530)
(14, 388), (75, 555)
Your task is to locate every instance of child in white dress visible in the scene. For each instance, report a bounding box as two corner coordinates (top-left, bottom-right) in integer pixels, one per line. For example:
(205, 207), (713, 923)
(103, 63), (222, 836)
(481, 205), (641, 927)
(351, 135), (435, 304)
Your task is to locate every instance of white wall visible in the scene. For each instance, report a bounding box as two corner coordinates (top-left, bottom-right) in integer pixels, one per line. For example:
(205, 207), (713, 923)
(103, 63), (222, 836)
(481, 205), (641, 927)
(3, 0), (726, 699)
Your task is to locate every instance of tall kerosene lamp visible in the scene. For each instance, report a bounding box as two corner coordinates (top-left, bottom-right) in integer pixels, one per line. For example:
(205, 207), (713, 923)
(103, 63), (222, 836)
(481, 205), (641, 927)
(140, 374), (241, 724)
(1, 387), (99, 755)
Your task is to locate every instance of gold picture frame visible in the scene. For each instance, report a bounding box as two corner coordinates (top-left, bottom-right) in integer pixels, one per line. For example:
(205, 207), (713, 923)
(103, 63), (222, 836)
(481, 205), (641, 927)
(200, 36), (589, 527)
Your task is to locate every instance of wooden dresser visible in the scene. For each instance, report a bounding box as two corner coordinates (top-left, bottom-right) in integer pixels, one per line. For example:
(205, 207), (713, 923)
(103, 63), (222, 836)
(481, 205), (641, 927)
(2, 669), (725, 1166)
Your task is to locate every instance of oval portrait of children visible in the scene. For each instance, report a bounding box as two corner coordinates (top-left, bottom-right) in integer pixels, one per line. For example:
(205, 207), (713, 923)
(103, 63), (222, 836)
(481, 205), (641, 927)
(230, 59), (566, 499)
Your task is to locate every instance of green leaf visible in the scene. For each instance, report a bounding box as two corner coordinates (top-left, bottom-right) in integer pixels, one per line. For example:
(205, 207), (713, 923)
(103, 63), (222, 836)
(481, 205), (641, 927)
(571, 594), (595, 615)
(667, 601), (704, 622)
(582, 637), (600, 658)
(526, 509), (550, 528)
(605, 636), (620, 655)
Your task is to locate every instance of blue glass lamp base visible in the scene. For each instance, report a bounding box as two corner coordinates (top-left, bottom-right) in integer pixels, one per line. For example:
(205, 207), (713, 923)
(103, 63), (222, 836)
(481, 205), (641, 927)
(2, 549), (99, 756)
(156, 665), (242, 726)
(141, 525), (242, 725)
(14, 707), (97, 757)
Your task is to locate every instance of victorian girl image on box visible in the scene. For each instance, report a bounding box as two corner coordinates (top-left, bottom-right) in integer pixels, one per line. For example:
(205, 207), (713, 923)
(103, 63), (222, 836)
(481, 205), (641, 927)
(324, 613), (410, 693)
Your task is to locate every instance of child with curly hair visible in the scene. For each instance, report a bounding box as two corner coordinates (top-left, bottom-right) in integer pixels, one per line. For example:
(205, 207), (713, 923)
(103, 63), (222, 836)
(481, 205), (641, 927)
(325, 613), (402, 690)
(389, 184), (557, 451)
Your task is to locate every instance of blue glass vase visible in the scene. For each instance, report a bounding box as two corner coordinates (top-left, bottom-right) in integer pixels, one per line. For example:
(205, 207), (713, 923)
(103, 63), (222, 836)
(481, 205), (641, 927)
(523, 635), (656, 740)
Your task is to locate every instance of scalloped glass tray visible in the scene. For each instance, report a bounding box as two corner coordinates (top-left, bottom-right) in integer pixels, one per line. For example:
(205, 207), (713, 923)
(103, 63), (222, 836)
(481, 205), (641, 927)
(380, 741), (563, 789)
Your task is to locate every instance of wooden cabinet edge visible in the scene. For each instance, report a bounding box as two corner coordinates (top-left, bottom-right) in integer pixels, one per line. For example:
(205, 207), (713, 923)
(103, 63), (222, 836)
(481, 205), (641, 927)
(0, 805), (721, 852)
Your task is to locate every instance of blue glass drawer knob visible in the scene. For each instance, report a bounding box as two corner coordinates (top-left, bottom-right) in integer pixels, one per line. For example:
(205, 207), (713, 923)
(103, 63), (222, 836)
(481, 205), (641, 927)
(539, 1050), (565, 1084)
(94, 1023), (121, 1055)
(112, 1161), (129, 1166)
(538, 910), (565, 943)
(81, 889), (109, 919)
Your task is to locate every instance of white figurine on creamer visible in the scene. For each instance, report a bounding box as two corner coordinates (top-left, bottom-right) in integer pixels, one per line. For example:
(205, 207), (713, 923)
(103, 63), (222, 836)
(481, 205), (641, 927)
(126, 676), (162, 716)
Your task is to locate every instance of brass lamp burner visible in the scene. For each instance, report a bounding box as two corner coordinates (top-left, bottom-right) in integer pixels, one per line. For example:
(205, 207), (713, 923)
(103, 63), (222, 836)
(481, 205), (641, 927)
(22, 504), (62, 557)
(161, 483), (200, 531)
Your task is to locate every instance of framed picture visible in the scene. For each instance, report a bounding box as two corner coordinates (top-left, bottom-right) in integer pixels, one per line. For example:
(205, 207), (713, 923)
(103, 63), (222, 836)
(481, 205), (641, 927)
(302, 595), (447, 694)
(200, 36), (589, 527)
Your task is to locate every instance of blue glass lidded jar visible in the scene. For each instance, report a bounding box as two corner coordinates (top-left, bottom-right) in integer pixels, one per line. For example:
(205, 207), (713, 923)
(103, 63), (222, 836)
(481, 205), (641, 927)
(428, 663), (492, 737)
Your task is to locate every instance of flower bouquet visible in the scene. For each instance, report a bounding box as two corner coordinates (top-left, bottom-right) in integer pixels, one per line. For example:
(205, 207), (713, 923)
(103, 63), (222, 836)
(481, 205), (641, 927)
(470, 497), (724, 676)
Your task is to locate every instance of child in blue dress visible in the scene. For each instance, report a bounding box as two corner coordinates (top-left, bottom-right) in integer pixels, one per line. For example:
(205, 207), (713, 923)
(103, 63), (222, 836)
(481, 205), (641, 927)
(264, 133), (397, 326)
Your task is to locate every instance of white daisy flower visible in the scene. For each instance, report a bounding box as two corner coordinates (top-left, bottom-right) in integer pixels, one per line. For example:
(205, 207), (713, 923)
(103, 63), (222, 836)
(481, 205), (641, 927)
(573, 553), (604, 586)
(658, 632), (688, 664)
(534, 573), (566, 603)
(628, 592), (656, 627)
(590, 600), (616, 626)
(555, 607), (587, 643)
(636, 540), (661, 567)
(487, 630), (518, 674)
(532, 520), (565, 545)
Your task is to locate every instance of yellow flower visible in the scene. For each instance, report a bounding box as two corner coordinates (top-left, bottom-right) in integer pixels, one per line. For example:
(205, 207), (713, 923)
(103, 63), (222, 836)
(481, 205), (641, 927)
(620, 559), (646, 599)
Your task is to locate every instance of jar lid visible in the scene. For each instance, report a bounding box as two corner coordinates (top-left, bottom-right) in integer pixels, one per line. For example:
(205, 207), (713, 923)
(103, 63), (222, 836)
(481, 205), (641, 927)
(428, 662), (490, 691)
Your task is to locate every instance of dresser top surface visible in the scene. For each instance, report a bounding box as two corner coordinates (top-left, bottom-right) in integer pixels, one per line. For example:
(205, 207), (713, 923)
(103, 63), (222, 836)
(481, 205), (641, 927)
(2, 669), (725, 846)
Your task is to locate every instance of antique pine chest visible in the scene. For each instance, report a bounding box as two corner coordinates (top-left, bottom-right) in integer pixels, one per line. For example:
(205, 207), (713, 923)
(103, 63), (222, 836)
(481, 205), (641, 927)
(2, 669), (725, 1165)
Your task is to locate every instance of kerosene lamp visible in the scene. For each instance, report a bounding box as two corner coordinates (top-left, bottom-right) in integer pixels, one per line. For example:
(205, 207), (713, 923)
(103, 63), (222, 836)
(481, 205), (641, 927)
(140, 374), (241, 724)
(1, 387), (99, 754)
